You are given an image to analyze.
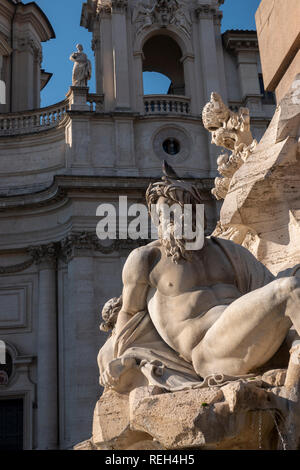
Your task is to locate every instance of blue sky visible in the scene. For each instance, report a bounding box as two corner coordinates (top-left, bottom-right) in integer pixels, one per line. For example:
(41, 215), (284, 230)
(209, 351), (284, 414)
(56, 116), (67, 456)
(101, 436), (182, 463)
(25, 0), (261, 107)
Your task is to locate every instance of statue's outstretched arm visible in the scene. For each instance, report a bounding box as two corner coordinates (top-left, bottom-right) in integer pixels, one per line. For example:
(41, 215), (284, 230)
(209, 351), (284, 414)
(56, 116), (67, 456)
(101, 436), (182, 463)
(115, 247), (151, 336)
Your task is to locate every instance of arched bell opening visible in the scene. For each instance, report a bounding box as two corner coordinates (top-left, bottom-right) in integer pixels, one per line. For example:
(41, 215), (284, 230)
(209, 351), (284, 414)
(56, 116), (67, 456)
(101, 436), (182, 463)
(142, 35), (185, 96)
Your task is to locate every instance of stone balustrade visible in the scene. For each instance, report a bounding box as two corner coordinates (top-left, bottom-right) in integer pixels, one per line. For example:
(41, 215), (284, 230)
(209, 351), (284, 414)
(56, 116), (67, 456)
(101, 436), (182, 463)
(0, 92), (191, 136)
(0, 99), (70, 136)
(144, 95), (191, 115)
(87, 93), (104, 112)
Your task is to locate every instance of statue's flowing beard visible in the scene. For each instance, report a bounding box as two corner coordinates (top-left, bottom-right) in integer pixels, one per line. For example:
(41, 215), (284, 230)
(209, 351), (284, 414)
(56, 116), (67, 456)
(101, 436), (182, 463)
(158, 221), (193, 264)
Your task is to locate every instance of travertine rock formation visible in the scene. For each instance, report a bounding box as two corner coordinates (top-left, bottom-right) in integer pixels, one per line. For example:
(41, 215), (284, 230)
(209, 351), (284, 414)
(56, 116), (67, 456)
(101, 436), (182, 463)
(75, 357), (300, 450)
(212, 74), (300, 275)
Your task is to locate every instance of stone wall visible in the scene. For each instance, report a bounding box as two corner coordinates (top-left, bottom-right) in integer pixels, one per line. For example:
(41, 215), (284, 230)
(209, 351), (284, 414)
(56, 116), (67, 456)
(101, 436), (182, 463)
(255, 0), (300, 102)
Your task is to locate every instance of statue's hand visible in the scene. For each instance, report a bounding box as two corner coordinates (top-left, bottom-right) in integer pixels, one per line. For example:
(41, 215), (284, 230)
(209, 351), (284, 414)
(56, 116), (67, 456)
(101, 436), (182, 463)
(100, 357), (137, 388)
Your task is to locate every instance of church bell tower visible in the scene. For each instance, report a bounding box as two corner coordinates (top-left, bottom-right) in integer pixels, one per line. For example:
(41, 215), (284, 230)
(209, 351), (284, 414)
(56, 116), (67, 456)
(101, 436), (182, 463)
(80, 0), (227, 185)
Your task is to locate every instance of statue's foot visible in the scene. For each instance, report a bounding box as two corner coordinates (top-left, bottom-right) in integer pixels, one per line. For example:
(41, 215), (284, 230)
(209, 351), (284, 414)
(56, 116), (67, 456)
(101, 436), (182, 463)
(101, 357), (137, 388)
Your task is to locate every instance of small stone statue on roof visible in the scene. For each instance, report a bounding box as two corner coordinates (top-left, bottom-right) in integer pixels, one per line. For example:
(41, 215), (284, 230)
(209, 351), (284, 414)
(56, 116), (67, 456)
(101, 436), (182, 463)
(70, 44), (92, 87)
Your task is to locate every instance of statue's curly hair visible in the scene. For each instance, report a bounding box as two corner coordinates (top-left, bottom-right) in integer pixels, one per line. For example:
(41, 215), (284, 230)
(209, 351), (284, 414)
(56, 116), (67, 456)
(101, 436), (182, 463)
(146, 178), (207, 229)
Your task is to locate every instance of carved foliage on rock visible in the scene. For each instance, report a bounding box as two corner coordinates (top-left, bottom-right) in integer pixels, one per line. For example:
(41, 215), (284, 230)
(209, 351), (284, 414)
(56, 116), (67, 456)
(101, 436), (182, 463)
(202, 92), (257, 200)
(212, 222), (260, 257)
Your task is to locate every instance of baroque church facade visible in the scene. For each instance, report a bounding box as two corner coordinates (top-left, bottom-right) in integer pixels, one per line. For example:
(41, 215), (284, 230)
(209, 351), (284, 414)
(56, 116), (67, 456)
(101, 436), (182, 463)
(0, 0), (275, 450)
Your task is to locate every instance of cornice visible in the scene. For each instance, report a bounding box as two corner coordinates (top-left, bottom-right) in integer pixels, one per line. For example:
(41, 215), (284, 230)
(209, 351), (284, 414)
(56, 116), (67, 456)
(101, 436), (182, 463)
(13, 3), (55, 42)
(0, 2), (15, 23)
(0, 175), (214, 213)
(0, 182), (67, 212)
(222, 30), (259, 52)
(81, 0), (98, 31)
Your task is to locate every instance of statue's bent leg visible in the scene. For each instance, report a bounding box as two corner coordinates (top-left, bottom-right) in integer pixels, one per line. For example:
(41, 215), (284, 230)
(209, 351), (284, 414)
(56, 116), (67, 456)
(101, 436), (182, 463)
(192, 277), (300, 377)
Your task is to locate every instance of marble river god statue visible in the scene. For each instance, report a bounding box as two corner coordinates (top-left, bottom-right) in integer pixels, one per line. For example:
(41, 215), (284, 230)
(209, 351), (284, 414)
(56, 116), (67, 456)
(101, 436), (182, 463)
(76, 78), (300, 450)
(69, 44), (92, 87)
(98, 169), (300, 396)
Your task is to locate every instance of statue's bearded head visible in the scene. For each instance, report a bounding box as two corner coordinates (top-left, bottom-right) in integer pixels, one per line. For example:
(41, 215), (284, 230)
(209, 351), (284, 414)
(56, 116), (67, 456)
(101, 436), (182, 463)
(146, 177), (206, 263)
(76, 44), (83, 52)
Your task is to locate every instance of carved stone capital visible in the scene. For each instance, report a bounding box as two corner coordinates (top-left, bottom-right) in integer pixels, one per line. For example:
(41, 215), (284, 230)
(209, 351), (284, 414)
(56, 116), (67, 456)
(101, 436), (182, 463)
(15, 36), (41, 56)
(111, 0), (128, 13)
(60, 232), (150, 263)
(28, 242), (59, 267)
(0, 234), (150, 271)
(195, 4), (222, 24)
(195, 5), (218, 20)
(96, 3), (112, 18)
(95, 0), (128, 16)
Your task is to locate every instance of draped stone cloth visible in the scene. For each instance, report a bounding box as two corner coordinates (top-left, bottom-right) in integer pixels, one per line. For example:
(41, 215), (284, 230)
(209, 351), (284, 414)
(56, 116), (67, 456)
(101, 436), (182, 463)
(98, 237), (278, 392)
(71, 52), (92, 87)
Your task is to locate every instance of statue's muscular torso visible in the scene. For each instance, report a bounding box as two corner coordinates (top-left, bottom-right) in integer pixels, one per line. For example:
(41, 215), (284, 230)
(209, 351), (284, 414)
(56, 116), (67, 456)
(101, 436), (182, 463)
(121, 238), (242, 363)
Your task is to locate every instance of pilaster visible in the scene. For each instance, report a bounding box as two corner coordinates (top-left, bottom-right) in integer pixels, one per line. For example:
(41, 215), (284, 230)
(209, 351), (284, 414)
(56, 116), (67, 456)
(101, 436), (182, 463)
(195, 4), (224, 173)
(98, 7), (115, 111)
(29, 243), (59, 450)
(223, 32), (262, 114)
(111, 0), (131, 110)
(195, 5), (224, 101)
(11, 34), (41, 111)
(132, 51), (144, 113)
(91, 20), (102, 95)
(63, 250), (97, 446)
(181, 54), (197, 114)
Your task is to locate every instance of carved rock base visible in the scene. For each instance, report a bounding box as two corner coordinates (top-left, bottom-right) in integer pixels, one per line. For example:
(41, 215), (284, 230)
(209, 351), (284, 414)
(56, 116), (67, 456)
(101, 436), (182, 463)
(75, 368), (299, 450)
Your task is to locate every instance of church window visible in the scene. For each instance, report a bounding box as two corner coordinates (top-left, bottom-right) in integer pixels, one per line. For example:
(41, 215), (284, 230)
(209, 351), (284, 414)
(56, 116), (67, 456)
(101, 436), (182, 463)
(163, 138), (180, 155)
